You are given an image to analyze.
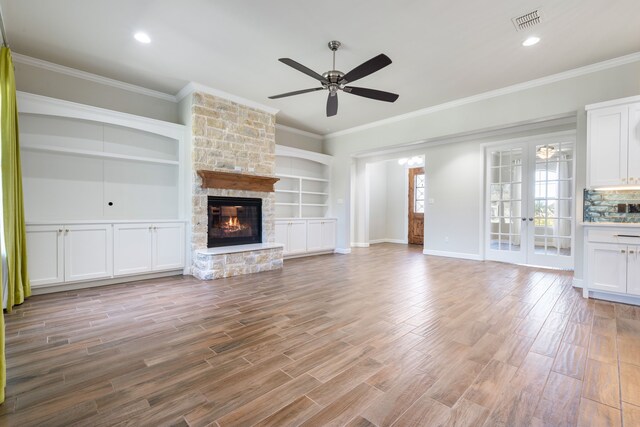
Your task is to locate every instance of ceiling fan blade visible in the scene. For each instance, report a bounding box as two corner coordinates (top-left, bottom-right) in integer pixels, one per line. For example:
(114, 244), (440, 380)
(343, 86), (399, 102)
(279, 58), (328, 83)
(326, 93), (338, 117)
(339, 54), (392, 84)
(268, 87), (324, 99)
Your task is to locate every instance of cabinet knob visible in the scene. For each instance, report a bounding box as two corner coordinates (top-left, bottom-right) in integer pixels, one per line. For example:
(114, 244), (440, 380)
(528, 218), (534, 222)
(621, 249), (626, 254)
(630, 250), (635, 254)
(58, 228), (63, 233)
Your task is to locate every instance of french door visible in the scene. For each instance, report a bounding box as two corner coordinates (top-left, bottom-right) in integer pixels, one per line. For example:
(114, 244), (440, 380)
(485, 135), (575, 269)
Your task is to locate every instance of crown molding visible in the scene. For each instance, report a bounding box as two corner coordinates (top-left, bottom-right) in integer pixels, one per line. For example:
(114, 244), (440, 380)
(176, 82), (279, 115)
(11, 52), (178, 102)
(326, 51), (640, 139)
(275, 124), (323, 140)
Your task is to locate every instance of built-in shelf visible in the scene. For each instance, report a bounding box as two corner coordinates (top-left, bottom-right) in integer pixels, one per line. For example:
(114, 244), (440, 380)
(275, 202), (299, 206)
(302, 203), (329, 207)
(276, 173), (329, 182)
(275, 189), (299, 194)
(301, 191), (328, 196)
(21, 144), (180, 166)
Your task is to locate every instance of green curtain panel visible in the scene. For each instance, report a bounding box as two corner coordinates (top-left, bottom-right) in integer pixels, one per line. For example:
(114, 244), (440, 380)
(1, 46), (31, 403)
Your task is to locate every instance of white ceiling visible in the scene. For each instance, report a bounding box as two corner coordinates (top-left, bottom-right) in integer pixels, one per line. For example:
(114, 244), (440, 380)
(2, 0), (639, 135)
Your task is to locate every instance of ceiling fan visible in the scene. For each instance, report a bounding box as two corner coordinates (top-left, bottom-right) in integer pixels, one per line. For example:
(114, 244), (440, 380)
(269, 41), (399, 117)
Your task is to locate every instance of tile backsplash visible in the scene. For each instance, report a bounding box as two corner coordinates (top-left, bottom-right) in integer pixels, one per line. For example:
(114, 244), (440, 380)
(584, 189), (640, 223)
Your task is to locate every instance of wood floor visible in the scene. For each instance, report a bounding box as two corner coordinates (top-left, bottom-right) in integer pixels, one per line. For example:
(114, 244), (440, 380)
(2, 244), (639, 426)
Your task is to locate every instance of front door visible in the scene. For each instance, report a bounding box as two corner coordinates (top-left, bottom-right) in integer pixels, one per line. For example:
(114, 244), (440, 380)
(408, 167), (425, 245)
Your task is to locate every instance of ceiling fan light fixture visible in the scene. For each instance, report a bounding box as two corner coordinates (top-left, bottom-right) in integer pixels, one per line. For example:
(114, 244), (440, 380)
(536, 145), (556, 159)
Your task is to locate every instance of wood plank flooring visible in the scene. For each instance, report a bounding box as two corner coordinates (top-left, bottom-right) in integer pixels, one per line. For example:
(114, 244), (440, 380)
(2, 243), (640, 426)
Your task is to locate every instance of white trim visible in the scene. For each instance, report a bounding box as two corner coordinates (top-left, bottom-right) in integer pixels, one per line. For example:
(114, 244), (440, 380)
(423, 249), (483, 261)
(572, 278), (584, 289)
(334, 248), (352, 254)
(276, 124), (323, 140)
(369, 238), (408, 245)
(275, 144), (333, 165)
(585, 290), (640, 306)
(176, 82), (279, 115)
(17, 91), (185, 139)
(585, 94), (640, 111)
(31, 270), (183, 295)
(351, 242), (370, 248)
(326, 51), (640, 139)
(12, 52), (177, 102)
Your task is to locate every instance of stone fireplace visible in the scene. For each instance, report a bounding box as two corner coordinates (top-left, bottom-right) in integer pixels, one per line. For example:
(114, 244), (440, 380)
(189, 92), (283, 280)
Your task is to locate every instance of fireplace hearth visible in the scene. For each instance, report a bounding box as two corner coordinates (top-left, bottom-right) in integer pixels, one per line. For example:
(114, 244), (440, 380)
(207, 196), (262, 247)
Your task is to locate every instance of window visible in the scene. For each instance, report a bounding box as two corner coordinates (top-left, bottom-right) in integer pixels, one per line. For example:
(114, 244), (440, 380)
(414, 174), (425, 213)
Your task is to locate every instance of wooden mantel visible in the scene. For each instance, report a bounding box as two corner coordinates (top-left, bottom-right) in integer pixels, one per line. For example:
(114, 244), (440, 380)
(197, 170), (279, 192)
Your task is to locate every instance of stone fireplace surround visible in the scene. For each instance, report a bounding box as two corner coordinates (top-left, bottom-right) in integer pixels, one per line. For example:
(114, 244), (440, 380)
(189, 92), (283, 280)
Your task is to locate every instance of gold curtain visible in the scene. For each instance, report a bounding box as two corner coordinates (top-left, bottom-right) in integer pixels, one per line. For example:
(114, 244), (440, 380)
(1, 46), (31, 403)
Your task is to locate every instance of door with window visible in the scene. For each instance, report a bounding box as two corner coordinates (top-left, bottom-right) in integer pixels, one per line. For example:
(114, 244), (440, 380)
(486, 136), (574, 269)
(408, 167), (425, 245)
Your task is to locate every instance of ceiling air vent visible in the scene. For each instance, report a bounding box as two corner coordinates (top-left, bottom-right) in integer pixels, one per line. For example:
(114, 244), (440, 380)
(512, 9), (542, 31)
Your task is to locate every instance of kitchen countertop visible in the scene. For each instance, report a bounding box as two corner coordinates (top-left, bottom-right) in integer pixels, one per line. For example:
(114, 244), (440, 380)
(580, 222), (640, 228)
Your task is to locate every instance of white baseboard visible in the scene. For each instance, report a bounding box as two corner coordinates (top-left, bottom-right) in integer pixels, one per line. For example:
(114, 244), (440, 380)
(572, 278), (584, 289)
(422, 249), (483, 261)
(334, 248), (352, 254)
(351, 242), (370, 248)
(586, 290), (640, 306)
(31, 270), (184, 295)
(369, 239), (408, 245)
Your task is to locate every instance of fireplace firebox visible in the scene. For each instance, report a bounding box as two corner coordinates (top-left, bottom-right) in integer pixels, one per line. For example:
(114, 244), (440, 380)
(207, 196), (262, 247)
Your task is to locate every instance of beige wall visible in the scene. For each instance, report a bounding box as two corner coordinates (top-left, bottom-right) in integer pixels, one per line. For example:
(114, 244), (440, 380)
(275, 126), (324, 153)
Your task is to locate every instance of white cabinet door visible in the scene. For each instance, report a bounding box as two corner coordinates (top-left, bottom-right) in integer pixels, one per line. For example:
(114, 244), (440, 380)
(114, 223), (152, 276)
(627, 245), (640, 296)
(288, 221), (307, 255)
(306, 220), (323, 252)
(588, 105), (628, 187)
(64, 224), (113, 282)
(628, 102), (640, 184)
(26, 225), (64, 287)
(275, 221), (289, 253)
(321, 220), (336, 251)
(587, 243), (627, 293)
(152, 223), (185, 271)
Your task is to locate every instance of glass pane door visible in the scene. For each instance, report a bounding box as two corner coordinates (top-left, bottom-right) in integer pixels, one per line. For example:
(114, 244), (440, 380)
(486, 145), (526, 264)
(527, 140), (574, 269)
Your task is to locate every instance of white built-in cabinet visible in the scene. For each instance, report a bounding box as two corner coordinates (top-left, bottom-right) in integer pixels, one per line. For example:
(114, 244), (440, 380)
(586, 96), (640, 188)
(27, 224), (113, 286)
(275, 218), (336, 257)
(584, 226), (640, 300)
(114, 222), (185, 276)
(274, 145), (337, 258)
(19, 92), (188, 291)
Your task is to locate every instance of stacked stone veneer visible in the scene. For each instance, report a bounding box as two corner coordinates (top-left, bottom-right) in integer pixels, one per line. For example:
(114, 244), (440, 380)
(190, 92), (283, 279)
(584, 189), (640, 223)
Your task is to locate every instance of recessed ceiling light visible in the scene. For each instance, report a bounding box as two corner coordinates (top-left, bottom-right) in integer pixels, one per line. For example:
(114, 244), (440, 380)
(522, 36), (540, 47)
(134, 32), (151, 44)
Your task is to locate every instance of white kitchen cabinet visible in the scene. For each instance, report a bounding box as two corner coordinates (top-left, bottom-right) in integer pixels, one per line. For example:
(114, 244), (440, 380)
(275, 221), (289, 253)
(627, 246), (640, 296)
(586, 98), (640, 187)
(587, 243), (627, 293)
(583, 225), (640, 304)
(114, 223), (153, 276)
(114, 222), (185, 276)
(64, 224), (113, 283)
(26, 225), (64, 287)
(307, 219), (337, 252)
(152, 222), (185, 271)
